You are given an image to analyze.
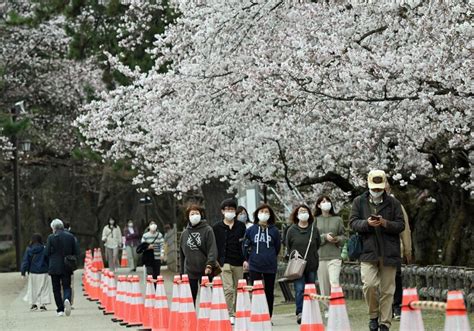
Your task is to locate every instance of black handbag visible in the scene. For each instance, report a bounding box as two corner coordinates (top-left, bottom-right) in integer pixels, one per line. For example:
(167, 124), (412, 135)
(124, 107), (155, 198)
(64, 255), (78, 272)
(137, 234), (159, 266)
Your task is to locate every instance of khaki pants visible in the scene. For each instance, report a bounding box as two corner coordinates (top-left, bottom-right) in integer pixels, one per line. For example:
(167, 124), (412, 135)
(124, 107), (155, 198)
(317, 259), (342, 309)
(361, 259), (397, 328)
(222, 263), (243, 316)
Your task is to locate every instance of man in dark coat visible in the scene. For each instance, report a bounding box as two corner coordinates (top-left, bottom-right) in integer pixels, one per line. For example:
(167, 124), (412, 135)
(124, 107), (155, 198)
(350, 170), (405, 331)
(46, 219), (78, 316)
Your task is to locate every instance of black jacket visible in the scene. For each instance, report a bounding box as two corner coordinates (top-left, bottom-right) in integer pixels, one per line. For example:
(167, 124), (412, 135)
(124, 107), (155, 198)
(180, 220), (218, 279)
(286, 223), (321, 273)
(46, 230), (78, 275)
(213, 220), (246, 266)
(349, 192), (405, 266)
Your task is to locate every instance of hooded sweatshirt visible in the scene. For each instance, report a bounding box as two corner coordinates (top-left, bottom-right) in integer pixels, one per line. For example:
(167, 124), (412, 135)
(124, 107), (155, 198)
(180, 220), (218, 279)
(21, 243), (49, 275)
(243, 224), (281, 274)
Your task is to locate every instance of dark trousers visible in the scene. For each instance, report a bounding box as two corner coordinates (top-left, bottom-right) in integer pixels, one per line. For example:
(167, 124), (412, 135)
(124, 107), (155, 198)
(189, 273), (214, 306)
(146, 260), (161, 280)
(393, 264), (403, 309)
(249, 271), (276, 317)
(51, 274), (72, 313)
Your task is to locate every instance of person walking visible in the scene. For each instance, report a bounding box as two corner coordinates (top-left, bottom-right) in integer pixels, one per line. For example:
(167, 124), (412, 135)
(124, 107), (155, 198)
(236, 205), (253, 229)
(350, 170), (405, 331)
(180, 204), (218, 304)
(141, 220), (164, 279)
(21, 233), (52, 312)
(314, 195), (346, 317)
(213, 198), (246, 324)
(243, 204), (281, 317)
(385, 182), (412, 320)
(286, 204), (321, 325)
(46, 219), (78, 317)
(101, 218), (122, 272)
(124, 219), (140, 272)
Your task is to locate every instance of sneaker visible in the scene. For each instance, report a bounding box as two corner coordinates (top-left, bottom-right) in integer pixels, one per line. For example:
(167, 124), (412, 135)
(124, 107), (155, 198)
(296, 313), (302, 325)
(64, 299), (71, 316)
(380, 325), (390, 331)
(39, 306), (47, 312)
(230, 316), (235, 325)
(57, 311), (65, 317)
(393, 307), (401, 320)
(369, 318), (379, 331)
(30, 304), (38, 311)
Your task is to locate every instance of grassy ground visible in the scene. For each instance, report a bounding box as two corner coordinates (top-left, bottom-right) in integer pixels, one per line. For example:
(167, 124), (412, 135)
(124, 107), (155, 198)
(273, 299), (473, 331)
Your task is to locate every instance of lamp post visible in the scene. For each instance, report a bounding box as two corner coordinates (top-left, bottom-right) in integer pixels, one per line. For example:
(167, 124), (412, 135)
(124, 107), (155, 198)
(139, 195), (152, 224)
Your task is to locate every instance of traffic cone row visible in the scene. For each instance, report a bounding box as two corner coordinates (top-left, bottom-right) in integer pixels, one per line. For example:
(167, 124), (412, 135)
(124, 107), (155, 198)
(92, 247), (104, 270)
(153, 275), (169, 331)
(142, 275), (155, 329)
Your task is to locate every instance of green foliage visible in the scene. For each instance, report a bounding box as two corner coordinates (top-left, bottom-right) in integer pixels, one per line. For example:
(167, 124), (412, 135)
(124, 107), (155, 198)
(0, 113), (30, 137)
(71, 146), (102, 162)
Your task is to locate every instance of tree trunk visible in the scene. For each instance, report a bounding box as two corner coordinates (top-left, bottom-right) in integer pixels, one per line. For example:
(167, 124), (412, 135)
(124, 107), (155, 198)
(201, 178), (235, 226)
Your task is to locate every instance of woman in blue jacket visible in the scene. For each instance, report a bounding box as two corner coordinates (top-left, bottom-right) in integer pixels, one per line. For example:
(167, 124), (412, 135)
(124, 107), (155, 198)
(243, 204), (281, 317)
(21, 233), (52, 311)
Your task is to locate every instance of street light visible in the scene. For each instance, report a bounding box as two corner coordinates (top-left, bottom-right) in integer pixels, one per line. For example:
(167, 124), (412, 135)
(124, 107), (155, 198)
(10, 101), (30, 271)
(139, 195), (152, 224)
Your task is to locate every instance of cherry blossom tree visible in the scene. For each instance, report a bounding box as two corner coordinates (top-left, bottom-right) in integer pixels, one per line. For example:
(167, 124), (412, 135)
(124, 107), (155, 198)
(78, 0), (472, 196)
(77, 0), (473, 264)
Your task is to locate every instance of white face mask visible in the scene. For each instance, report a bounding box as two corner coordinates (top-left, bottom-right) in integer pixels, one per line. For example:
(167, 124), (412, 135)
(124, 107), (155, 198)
(224, 211), (236, 220)
(297, 212), (310, 222)
(258, 213), (270, 223)
(237, 214), (248, 223)
(320, 202), (332, 211)
(128, 223), (133, 227)
(149, 224), (157, 231)
(189, 214), (201, 225)
(370, 190), (384, 198)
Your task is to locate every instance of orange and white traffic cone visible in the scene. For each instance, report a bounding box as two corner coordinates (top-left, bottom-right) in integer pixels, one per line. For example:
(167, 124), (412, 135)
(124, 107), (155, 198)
(120, 249), (128, 268)
(94, 248), (104, 270)
(327, 286), (350, 331)
(98, 269), (107, 310)
(178, 274), (198, 331)
(143, 275), (155, 329)
(89, 267), (100, 301)
(168, 274), (181, 330)
(235, 279), (250, 331)
(400, 288), (424, 331)
(300, 283), (324, 331)
(153, 275), (169, 331)
(105, 270), (116, 315)
(249, 280), (272, 331)
(112, 275), (125, 323)
(209, 276), (232, 331)
(444, 290), (471, 331)
(197, 276), (212, 331)
(128, 275), (144, 327)
(120, 275), (133, 326)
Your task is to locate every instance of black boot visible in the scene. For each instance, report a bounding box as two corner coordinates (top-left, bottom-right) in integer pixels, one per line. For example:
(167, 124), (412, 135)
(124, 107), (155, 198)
(379, 324), (389, 331)
(369, 318), (379, 331)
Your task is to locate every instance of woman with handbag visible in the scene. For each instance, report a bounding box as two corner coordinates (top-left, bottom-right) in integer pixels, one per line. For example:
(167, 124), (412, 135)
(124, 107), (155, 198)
(285, 204), (321, 325)
(141, 220), (164, 279)
(179, 204), (218, 305)
(315, 195), (346, 317)
(242, 204), (281, 317)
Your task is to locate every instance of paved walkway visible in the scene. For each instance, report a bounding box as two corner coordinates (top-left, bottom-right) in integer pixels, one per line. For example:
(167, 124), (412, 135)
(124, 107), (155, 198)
(0, 267), (297, 330)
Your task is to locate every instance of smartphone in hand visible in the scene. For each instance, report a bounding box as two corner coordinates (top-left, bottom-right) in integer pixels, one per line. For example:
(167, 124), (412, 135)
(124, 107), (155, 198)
(370, 214), (381, 220)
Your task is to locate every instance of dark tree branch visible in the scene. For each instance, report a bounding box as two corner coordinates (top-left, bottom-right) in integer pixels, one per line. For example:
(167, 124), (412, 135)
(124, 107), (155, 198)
(271, 138), (293, 190)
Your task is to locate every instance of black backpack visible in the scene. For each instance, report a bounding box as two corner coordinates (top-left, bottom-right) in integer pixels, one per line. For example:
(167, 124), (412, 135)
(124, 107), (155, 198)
(348, 195), (365, 261)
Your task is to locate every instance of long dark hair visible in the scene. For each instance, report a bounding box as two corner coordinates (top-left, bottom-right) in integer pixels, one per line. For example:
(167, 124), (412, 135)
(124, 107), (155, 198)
(252, 204), (276, 225)
(314, 195), (336, 217)
(29, 233), (43, 246)
(289, 204), (314, 225)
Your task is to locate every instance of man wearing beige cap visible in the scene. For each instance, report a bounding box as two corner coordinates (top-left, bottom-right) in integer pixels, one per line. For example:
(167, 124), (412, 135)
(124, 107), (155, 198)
(349, 170), (405, 331)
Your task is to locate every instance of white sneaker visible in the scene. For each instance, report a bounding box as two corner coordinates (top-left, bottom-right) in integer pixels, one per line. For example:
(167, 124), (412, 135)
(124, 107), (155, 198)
(230, 316), (235, 325)
(57, 311), (65, 317)
(64, 299), (71, 316)
(324, 311), (329, 319)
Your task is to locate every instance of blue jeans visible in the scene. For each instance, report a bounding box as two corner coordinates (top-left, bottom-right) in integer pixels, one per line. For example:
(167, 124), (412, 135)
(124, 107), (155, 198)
(294, 270), (316, 315)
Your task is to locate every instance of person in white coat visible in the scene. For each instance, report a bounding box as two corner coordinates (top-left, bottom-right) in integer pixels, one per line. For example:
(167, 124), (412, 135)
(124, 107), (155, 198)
(102, 218), (122, 271)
